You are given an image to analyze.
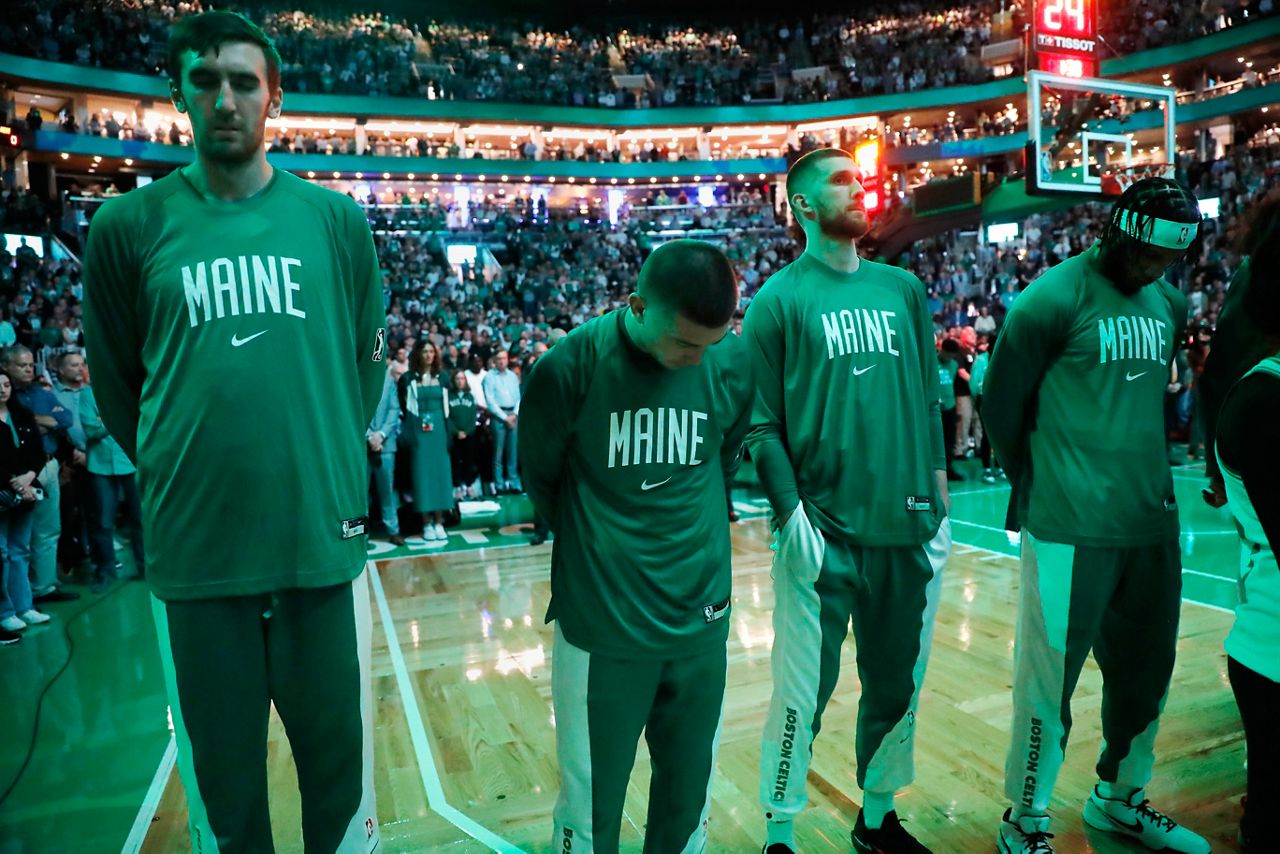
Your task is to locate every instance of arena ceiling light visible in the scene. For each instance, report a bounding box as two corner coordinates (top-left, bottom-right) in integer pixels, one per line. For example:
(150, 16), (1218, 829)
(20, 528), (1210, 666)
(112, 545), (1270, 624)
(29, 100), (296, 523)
(546, 127), (614, 140)
(267, 116), (355, 131)
(793, 117), (879, 133)
(459, 124), (532, 137)
(617, 128), (698, 140)
(711, 125), (789, 137)
(363, 121), (456, 135)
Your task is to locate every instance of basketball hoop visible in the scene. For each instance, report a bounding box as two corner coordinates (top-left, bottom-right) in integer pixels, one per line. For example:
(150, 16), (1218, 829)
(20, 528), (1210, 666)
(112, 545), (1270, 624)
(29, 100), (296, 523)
(1101, 162), (1175, 196)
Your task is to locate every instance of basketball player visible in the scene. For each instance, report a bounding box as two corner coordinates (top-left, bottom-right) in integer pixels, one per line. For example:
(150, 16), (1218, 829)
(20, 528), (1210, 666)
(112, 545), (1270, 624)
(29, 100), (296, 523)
(1211, 190), (1280, 854)
(81, 12), (384, 852)
(519, 240), (752, 853)
(746, 148), (952, 854)
(983, 177), (1209, 854)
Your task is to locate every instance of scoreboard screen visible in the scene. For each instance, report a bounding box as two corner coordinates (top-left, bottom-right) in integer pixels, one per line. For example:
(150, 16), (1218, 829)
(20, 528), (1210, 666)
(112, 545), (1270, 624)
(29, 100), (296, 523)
(1034, 0), (1098, 77)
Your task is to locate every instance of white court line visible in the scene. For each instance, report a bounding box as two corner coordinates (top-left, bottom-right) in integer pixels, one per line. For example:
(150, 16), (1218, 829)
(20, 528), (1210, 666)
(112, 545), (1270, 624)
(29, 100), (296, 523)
(949, 484), (1010, 497)
(950, 518), (1014, 536)
(949, 536), (1236, 613)
(121, 735), (176, 854)
(367, 560), (526, 854)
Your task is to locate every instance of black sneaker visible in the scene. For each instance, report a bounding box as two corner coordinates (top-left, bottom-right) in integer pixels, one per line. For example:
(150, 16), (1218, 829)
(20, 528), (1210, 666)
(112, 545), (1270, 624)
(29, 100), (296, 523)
(852, 810), (931, 853)
(762, 845), (796, 854)
(0, 626), (21, 646)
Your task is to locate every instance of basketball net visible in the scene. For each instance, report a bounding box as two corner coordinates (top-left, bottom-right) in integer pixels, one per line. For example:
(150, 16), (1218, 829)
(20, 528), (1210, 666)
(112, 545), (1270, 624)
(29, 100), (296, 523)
(1101, 162), (1176, 196)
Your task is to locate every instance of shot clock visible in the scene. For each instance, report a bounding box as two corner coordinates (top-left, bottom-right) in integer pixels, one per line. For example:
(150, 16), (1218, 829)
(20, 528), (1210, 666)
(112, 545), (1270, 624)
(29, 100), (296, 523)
(1033, 0), (1098, 78)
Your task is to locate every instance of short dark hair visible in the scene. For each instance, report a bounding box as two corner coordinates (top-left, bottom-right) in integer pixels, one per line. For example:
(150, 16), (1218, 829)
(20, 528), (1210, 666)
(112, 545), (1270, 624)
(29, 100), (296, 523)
(638, 239), (738, 328)
(167, 11), (282, 95)
(1100, 176), (1201, 254)
(786, 148), (855, 208)
(54, 350), (84, 370)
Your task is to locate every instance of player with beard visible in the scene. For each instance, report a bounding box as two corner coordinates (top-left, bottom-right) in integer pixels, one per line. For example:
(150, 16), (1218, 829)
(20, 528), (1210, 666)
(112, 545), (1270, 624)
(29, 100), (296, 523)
(746, 149), (951, 853)
(983, 177), (1210, 854)
(82, 12), (385, 852)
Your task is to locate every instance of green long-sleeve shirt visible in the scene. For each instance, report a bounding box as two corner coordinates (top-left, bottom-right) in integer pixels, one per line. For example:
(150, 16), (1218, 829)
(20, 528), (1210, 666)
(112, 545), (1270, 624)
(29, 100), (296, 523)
(982, 242), (1187, 546)
(742, 253), (946, 547)
(518, 308), (753, 659)
(81, 168), (387, 600)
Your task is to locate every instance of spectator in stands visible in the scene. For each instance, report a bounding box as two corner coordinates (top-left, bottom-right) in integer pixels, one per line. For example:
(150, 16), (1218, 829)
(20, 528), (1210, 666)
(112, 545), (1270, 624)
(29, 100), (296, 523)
(80, 369), (143, 591)
(0, 309), (15, 349)
(464, 352), (488, 411)
(6, 0), (1270, 108)
(974, 304), (997, 334)
(972, 331), (1002, 484)
(0, 368), (51, 638)
(482, 350), (522, 494)
(445, 370), (481, 499)
(4, 346), (77, 604)
(938, 338), (963, 480)
(399, 342), (453, 542)
(952, 328), (977, 460)
(368, 372), (404, 546)
(51, 351), (91, 581)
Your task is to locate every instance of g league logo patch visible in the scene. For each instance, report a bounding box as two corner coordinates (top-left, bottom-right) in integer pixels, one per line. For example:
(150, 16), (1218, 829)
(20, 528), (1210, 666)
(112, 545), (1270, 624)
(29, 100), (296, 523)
(372, 328), (386, 362)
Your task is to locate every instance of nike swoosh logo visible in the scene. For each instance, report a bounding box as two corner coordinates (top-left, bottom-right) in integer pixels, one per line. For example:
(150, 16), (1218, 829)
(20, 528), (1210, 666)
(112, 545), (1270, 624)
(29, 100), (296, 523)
(1101, 811), (1145, 834)
(231, 331), (268, 347)
(1125, 371), (1147, 381)
(640, 477), (673, 491)
(852, 365), (876, 376)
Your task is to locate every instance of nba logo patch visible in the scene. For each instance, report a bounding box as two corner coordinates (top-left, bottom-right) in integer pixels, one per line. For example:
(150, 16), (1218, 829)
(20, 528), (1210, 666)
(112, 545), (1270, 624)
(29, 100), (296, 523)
(703, 605), (716, 621)
(372, 328), (386, 362)
(365, 817), (375, 839)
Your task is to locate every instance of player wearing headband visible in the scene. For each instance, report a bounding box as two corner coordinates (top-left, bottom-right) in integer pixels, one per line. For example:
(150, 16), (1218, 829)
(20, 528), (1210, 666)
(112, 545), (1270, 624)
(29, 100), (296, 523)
(983, 178), (1210, 854)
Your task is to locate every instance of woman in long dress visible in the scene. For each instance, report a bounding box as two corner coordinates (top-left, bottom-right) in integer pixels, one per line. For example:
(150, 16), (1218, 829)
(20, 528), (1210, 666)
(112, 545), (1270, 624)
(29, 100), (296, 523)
(398, 342), (454, 542)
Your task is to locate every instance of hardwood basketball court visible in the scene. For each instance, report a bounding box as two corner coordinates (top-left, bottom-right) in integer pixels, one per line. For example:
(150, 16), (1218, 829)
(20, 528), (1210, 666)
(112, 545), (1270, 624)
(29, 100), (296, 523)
(0, 465), (1248, 852)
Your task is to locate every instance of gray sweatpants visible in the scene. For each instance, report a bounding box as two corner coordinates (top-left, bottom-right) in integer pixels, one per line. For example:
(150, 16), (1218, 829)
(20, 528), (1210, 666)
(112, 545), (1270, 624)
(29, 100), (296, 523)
(1004, 532), (1182, 813)
(760, 506), (950, 821)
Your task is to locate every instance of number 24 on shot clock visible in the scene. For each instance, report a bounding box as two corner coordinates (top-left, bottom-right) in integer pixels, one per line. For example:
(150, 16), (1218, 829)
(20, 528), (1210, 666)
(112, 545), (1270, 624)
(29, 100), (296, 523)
(1034, 0), (1098, 77)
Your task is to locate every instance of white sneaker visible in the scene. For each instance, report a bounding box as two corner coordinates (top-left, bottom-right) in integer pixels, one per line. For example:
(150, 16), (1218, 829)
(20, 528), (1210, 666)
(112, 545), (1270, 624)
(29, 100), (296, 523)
(19, 609), (51, 625)
(1, 615), (27, 632)
(434, 524), (448, 540)
(1082, 786), (1210, 854)
(998, 808), (1054, 853)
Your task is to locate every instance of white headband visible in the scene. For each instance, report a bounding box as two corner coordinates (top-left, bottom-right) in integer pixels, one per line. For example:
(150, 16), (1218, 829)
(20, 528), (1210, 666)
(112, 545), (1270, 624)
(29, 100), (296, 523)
(1117, 210), (1199, 250)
